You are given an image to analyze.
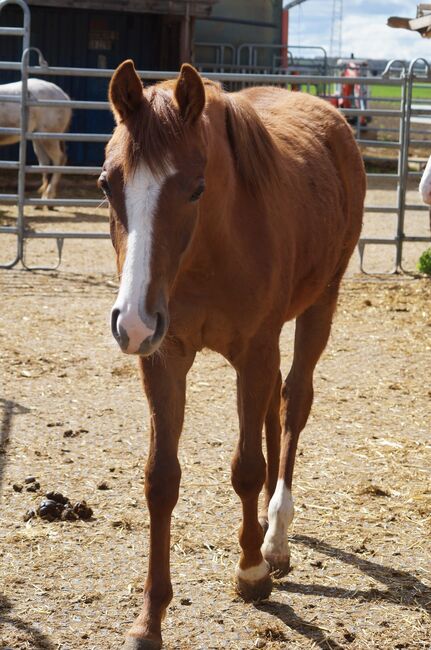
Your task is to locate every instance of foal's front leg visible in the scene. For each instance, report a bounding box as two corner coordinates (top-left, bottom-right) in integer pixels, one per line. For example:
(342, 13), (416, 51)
(124, 353), (194, 650)
(231, 344), (280, 601)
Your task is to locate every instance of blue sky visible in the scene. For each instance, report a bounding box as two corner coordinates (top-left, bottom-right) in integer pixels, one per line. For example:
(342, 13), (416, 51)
(283, 1), (431, 60)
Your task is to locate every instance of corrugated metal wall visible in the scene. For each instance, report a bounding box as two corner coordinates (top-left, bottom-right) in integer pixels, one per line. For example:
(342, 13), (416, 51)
(194, 0), (282, 64)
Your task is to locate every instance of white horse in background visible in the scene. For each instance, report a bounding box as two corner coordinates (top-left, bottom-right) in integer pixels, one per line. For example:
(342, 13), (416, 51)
(0, 78), (72, 199)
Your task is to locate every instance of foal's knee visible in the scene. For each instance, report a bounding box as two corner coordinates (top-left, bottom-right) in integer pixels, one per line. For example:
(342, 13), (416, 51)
(231, 451), (266, 499)
(145, 457), (181, 513)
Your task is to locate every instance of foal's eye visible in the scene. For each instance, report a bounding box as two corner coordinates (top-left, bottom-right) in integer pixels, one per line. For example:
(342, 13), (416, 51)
(98, 174), (111, 198)
(189, 183), (205, 203)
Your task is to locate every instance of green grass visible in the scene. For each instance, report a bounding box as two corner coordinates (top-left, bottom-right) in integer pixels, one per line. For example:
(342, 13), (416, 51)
(370, 84), (431, 100)
(282, 81), (431, 102)
(418, 248), (431, 275)
(297, 83), (431, 101)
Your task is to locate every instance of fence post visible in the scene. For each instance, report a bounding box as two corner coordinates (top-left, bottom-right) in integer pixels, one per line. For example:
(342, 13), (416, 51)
(16, 46), (32, 263)
(0, 0), (30, 268)
(394, 65), (409, 272)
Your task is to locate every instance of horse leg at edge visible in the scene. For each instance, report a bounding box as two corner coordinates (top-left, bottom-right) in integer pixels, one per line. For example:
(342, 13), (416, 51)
(262, 286), (340, 575)
(33, 141), (50, 197)
(39, 139), (67, 200)
(259, 370), (282, 533)
(232, 342), (280, 601)
(123, 352), (195, 650)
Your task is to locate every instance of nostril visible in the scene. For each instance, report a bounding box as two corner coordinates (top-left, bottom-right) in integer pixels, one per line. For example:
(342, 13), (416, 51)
(153, 311), (168, 342)
(155, 312), (164, 339)
(110, 308), (130, 351)
(111, 308), (121, 341)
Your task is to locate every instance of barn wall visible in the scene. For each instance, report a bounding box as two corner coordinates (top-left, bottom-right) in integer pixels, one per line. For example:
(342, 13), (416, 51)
(0, 4), (181, 165)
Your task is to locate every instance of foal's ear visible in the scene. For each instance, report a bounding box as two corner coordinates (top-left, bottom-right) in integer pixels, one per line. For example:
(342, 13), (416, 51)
(109, 59), (143, 123)
(174, 64), (205, 124)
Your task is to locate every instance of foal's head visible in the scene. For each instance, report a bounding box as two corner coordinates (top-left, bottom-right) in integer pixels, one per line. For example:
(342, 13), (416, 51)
(101, 60), (208, 355)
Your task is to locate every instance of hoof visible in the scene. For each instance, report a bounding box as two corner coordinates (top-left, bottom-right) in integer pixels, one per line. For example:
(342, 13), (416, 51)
(263, 552), (291, 577)
(123, 635), (162, 650)
(236, 573), (273, 602)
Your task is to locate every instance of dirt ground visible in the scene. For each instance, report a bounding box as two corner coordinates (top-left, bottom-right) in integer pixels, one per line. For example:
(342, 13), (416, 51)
(0, 178), (430, 650)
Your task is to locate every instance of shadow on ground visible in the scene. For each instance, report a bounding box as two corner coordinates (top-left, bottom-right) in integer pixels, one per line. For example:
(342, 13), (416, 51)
(0, 595), (54, 650)
(257, 534), (430, 649)
(0, 398), (30, 496)
(1, 401), (54, 649)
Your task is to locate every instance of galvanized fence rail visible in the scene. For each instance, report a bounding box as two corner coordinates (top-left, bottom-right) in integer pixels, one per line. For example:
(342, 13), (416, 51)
(0, 0), (431, 272)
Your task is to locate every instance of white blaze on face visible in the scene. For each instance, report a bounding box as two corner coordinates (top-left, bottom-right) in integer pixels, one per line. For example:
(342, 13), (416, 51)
(261, 479), (294, 561)
(112, 163), (173, 354)
(419, 154), (431, 205)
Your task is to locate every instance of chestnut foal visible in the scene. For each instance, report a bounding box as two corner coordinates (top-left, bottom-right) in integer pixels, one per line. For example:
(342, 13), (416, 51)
(100, 60), (365, 649)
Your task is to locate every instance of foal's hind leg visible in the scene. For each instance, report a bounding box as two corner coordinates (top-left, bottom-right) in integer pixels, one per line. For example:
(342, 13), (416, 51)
(232, 342), (280, 601)
(259, 370), (281, 533)
(262, 286), (340, 575)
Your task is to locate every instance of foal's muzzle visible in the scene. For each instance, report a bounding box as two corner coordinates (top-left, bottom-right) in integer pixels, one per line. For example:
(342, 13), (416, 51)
(111, 306), (167, 356)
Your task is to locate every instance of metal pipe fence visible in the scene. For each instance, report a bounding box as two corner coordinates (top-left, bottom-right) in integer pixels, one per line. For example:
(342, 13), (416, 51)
(1, 0), (431, 272)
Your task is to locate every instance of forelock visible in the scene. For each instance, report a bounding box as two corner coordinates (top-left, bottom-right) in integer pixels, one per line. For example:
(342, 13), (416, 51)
(122, 86), (185, 178)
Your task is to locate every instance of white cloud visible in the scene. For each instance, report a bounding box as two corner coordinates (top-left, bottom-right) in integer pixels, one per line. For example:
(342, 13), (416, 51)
(348, 0), (412, 9)
(342, 14), (431, 60)
(285, 0), (431, 61)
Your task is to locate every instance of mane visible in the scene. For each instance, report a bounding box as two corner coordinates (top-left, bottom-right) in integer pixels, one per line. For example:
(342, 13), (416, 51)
(223, 92), (281, 197)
